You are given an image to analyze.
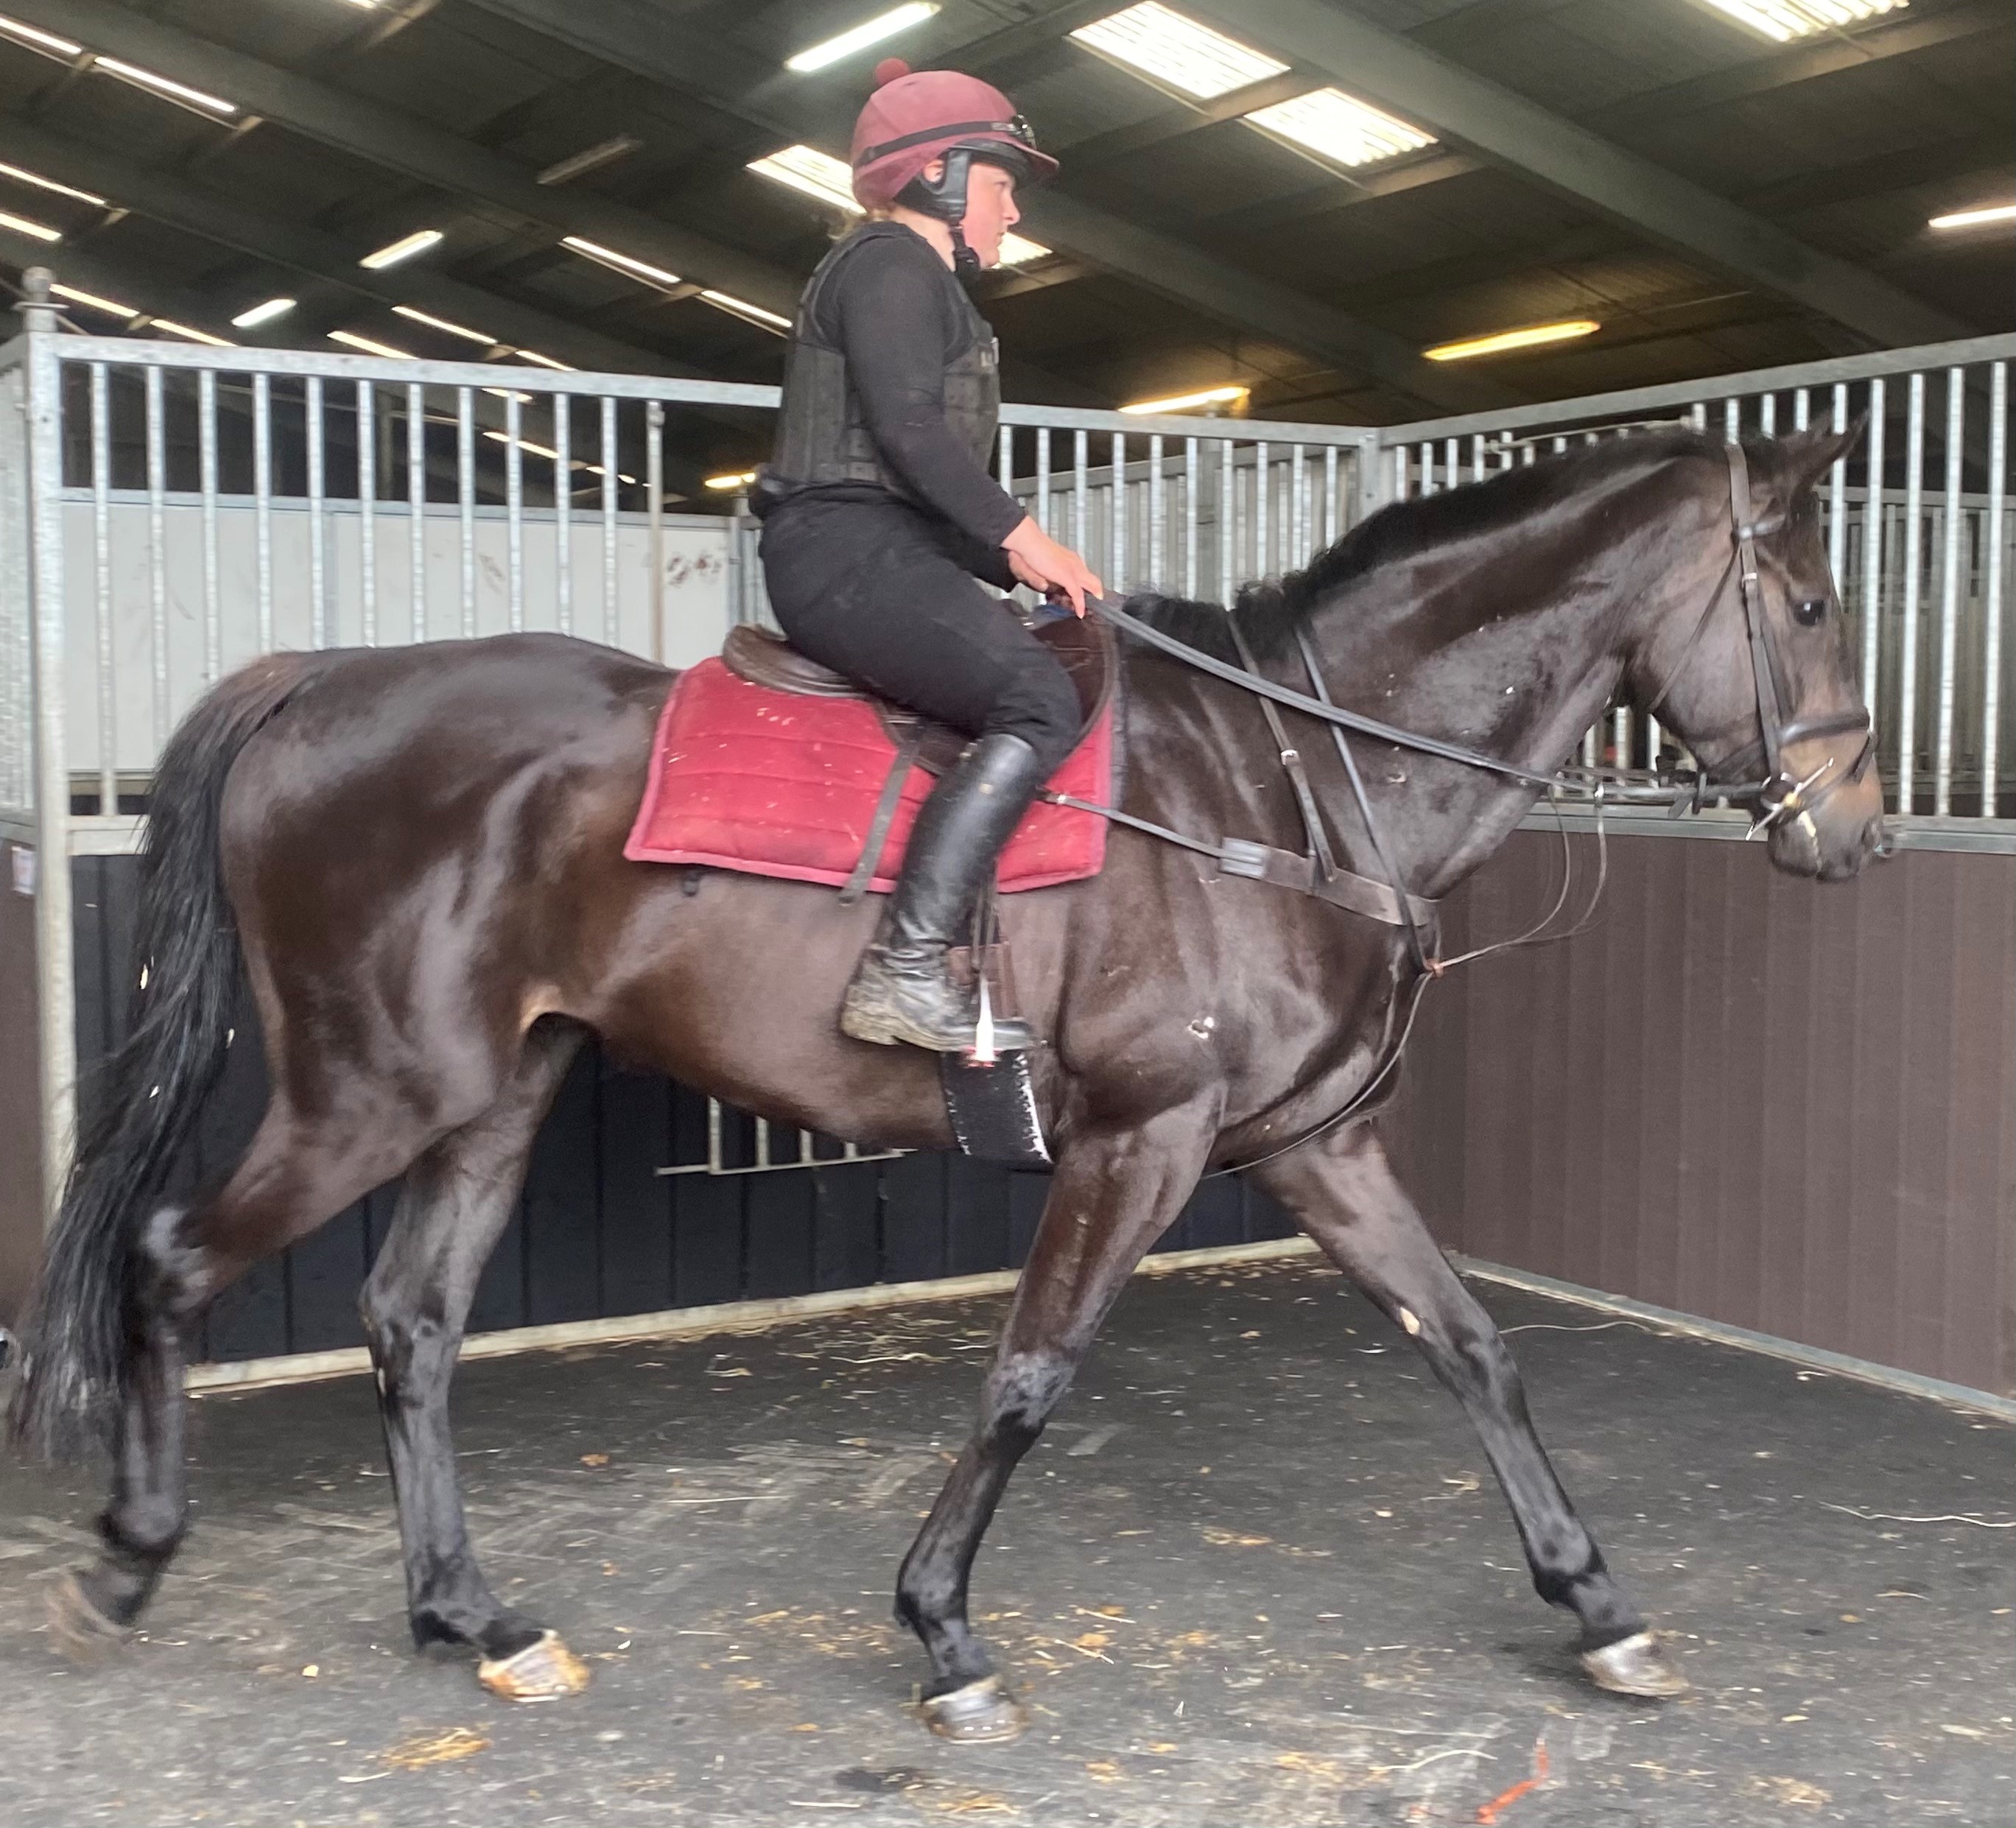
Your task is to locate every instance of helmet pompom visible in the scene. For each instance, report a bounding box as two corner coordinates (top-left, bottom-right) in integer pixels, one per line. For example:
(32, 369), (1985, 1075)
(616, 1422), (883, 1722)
(872, 57), (911, 88)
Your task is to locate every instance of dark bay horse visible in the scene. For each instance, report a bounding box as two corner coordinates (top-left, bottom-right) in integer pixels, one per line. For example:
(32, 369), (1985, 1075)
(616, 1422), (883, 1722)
(13, 423), (1882, 1735)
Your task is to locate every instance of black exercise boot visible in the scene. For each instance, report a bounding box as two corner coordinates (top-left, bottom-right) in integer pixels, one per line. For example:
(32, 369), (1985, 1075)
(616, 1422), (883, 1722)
(841, 733), (1047, 1052)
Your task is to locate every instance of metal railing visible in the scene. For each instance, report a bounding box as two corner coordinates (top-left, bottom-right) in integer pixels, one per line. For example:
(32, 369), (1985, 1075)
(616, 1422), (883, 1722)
(1379, 336), (2015, 820)
(6, 264), (2013, 1229)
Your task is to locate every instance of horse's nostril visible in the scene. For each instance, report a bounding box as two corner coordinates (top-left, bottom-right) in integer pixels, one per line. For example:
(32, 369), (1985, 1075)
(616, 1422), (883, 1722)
(1867, 816), (1893, 859)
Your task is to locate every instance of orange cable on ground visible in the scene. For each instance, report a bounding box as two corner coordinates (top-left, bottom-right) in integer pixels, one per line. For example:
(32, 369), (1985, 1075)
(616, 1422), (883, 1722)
(1476, 1740), (1550, 1824)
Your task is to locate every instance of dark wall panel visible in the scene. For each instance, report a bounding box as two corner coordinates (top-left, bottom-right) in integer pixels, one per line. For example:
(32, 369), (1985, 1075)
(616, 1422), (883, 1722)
(53, 841), (2015, 1399)
(0, 839), (45, 1332)
(1382, 833), (2015, 1398)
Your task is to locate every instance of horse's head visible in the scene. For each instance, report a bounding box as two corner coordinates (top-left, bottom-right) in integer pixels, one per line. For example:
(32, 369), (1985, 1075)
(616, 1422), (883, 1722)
(1629, 422), (1885, 882)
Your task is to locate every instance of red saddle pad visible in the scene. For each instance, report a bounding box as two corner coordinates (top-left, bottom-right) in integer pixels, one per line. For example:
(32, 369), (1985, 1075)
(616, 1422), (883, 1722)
(624, 657), (1114, 894)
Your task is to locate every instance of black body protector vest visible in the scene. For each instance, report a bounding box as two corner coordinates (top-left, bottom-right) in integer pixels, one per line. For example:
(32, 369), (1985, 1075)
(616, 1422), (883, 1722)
(762, 221), (1000, 512)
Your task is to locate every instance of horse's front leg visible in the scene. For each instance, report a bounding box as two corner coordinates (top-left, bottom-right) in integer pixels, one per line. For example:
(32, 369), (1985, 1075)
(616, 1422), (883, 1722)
(1254, 1125), (1688, 1698)
(896, 1096), (1219, 1741)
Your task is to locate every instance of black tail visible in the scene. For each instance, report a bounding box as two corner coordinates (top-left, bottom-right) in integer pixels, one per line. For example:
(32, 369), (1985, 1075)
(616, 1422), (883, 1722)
(9, 652), (314, 1457)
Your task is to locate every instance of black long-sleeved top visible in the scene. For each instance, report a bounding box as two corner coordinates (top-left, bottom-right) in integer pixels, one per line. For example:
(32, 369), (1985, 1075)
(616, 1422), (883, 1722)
(759, 228), (1028, 558)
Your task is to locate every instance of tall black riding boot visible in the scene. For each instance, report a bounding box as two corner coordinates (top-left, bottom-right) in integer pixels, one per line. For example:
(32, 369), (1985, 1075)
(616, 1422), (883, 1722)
(841, 732), (1047, 1052)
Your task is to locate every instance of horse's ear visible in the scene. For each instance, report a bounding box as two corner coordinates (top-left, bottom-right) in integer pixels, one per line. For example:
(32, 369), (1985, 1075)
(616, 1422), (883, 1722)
(1779, 412), (1869, 493)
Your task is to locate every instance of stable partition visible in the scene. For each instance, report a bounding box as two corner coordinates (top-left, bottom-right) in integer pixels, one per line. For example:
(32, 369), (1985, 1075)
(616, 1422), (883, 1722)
(2, 293), (2011, 1399)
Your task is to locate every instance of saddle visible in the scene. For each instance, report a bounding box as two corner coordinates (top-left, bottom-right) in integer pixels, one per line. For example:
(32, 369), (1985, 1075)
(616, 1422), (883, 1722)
(723, 612), (1116, 776)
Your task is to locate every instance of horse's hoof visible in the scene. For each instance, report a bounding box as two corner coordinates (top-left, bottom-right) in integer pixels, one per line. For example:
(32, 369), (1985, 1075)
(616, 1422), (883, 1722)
(46, 1570), (136, 1660)
(919, 1674), (1028, 1743)
(1581, 1631), (1688, 1698)
(477, 1630), (590, 1702)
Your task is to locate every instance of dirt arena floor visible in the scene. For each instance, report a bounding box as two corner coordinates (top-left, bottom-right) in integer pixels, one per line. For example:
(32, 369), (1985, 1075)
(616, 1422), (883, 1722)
(2, 1254), (2010, 1827)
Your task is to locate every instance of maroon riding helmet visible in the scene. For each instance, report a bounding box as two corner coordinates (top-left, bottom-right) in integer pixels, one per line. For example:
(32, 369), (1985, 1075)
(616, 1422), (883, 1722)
(850, 59), (1057, 266)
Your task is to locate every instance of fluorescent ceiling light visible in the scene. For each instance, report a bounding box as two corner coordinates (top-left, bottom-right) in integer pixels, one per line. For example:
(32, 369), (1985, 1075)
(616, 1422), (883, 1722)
(52, 281), (138, 319)
(1244, 87), (1433, 169)
(0, 161), (108, 206)
(0, 13), (82, 55)
(537, 134), (643, 186)
(786, 2), (938, 74)
(513, 348), (574, 371)
(1929, 202), (2016, 231)
(0, 206), (61, 242)
(705, 470), (758, 490)
(748, 144), (859, 212)
(482, 429), (634, 483)
(393, 303), (496, 345)
(1070, 3), (1286, 101)
(359, 228), (443, 270)
(1690, 0), (1904, 42)
(561, 235), (682, 289)
(1120, 383), (1249, 415)
(1424, 318), (1600, 362)
(152, 319), (233, 347)
(698, 289), (792, 331)
(329, 328), (413, 359)
(94, 57), (238, 115)
(230, 296), (295, 329)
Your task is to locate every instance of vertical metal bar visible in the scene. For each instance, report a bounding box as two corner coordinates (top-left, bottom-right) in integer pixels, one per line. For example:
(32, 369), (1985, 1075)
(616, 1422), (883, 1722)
(1934, 368), (1965, 815)
(407, 381), (425, 644)
(1391, 444), (1408, 499)
(754, 1118), (771, 1172)
(1323, 444), (1338, 543)
(1793, 387), (1810, 432)
(144, 364), (168, 742)
(1184, 436), (1199, 597)
(89, 363), (114, 812)
(457, 387), (477, 638)
(1148, 434), (1165, 586)
(1983, 362), (2006, 818)
(1290, 442), (1305, 564)
(707, 1097), (724, 1175)
(1444, 436), (1459, 491)
(600, 396), (618, 645)
(1254, 440), (1268, 577)
(1036, 426), (1050, 533)
(200, 367), (222, 679)
(1897, 370), (1926, 812)
(1111, 432), (1126, 588)
(356, 379), (377, 647)
(1072, 428), (1088, 555)
(1689, 402), (1707, 432)
(1218, 439), (1234, 606)
(1827, 382), (1848, 608)
(306, 375), (329, 650)
(1760, 393), (1777, 437)
(553, 393), (572, 636)
(1724, 398), (1741, 442)
(1420, 440), (1435, 495)
(646, 401), (665, 661)
(23, 284), (75, 1218)
(505, 390), (525, 633)
(1861, 376), (1886, 709)
(253, 372), (274, 656)
(1469, 433), (1484, 482)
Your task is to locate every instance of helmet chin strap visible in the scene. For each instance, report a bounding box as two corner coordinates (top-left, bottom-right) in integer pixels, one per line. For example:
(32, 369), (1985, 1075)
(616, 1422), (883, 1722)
(905, 147), (986, 278)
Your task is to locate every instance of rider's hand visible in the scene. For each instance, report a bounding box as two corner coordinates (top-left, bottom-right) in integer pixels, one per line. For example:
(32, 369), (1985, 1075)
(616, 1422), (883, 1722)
(1001, 517), (1103, 616)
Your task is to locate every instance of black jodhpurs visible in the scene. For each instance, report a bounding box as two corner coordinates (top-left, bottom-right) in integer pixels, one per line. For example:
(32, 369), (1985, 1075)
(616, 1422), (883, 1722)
(757, 496), (1082, 780)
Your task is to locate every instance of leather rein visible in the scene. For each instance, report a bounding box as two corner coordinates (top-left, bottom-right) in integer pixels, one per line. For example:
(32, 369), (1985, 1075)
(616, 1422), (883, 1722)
(1049, 438), (1872, 1172)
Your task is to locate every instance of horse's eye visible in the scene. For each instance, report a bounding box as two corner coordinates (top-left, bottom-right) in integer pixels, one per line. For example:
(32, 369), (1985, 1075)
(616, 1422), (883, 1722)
(1793, 597), (1827, 627)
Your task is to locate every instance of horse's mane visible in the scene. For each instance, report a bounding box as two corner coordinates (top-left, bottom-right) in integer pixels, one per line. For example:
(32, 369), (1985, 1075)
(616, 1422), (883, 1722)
(1125, 423), (1726, 662)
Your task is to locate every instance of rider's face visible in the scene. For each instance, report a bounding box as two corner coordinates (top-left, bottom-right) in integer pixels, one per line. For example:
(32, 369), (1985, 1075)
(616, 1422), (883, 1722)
(958, 162), (1020, 267)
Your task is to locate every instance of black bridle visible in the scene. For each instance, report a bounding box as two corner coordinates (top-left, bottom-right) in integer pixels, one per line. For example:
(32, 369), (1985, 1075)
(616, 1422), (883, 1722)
(1057, 437), (1873, 1171)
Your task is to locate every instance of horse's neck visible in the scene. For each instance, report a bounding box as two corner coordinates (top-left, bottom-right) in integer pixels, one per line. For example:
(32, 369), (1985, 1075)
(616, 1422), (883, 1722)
(1308, 495), (1673, 901)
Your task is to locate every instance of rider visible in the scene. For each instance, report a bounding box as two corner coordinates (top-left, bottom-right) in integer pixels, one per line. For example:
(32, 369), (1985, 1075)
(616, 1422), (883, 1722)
(753, 59), (1102, 1055)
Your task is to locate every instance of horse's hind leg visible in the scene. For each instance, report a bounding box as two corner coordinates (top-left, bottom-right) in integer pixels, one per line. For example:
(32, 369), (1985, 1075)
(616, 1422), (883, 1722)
(58, 1093), (438, 1644)
(1254, 1125), (1689, 1698)
(895, 1100), (1218, 1741)
(359, 1018), (589, 1702)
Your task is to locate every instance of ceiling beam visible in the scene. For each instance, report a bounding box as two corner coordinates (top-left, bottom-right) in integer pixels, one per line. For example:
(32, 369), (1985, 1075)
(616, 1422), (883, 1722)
(1, 0), (804, 320)
(0, 116), (687, 376)
(449, 0), (1518, 412)
(1181, 0), (1969, 348)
